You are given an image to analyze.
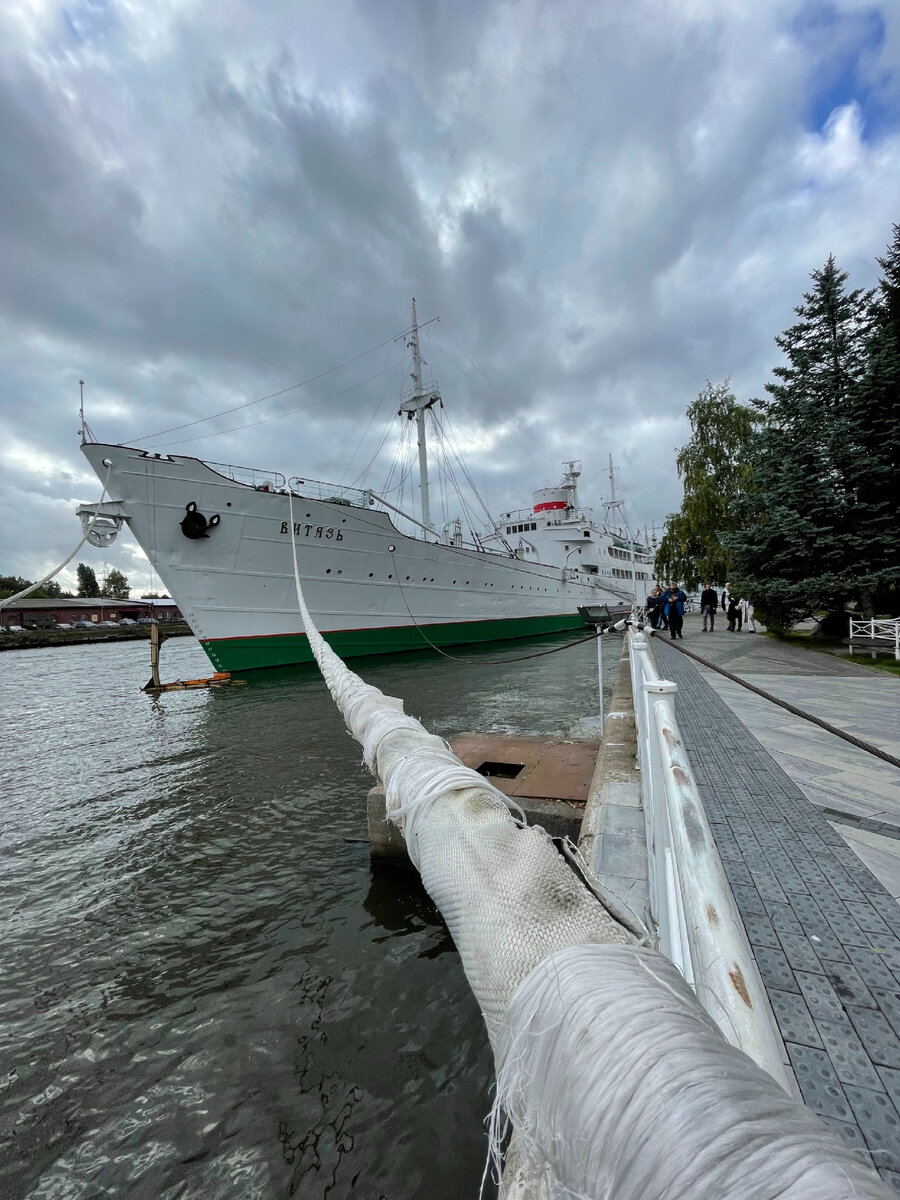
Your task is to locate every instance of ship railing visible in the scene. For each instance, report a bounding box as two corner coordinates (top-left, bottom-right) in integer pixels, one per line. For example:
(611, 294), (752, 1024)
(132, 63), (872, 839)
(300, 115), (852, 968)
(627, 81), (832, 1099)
(849, 616), (900, 660)
(627, 626), (792, 1091)
(206, 460), (287, 490)
(289, 477), (372, 508)
(542, 507), (594, 527)
(491, 508), (536, 528)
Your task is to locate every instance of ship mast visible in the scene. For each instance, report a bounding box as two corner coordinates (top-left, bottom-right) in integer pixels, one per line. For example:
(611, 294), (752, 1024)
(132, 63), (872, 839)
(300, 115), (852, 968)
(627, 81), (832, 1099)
(399, 298), (440, 531)
(605, 453), (638, 603)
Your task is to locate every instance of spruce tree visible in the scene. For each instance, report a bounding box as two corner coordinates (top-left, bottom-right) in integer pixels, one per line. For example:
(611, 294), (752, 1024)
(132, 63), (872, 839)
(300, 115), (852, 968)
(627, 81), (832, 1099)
(729, 256), (874, 631)
(855, 224), (900, 614)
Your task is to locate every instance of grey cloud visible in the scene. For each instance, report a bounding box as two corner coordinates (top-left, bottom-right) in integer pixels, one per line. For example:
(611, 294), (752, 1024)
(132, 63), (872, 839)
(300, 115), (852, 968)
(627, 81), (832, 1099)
(1, 0), (898, 587)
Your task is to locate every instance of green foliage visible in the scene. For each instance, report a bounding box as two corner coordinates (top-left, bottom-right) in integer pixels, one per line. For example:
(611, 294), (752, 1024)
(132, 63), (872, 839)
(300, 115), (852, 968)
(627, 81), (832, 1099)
(0, 576), (62, 599)
(728, 249), (900, 632)
(0, 575), (32, 599)
(654, 380), (757, 589)
(861, 223), (900, 615)
(101, 568), (130, 599)
(76, 563), (100, 597)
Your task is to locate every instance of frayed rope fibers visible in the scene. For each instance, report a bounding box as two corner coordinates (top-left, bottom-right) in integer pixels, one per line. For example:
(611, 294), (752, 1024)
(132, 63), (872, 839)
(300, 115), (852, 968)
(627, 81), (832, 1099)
(492, 943), (889, 1199)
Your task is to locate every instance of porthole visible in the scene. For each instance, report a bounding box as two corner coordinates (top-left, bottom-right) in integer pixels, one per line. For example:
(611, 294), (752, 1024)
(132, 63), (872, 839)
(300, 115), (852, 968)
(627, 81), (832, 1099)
(369, 572), (374, 578)
(337, 569), (342, 575)
(388, 574), (393, 579)
(226, 501), (232, 507)
(326, 568), (331, 574)
(406, 576), (410, 581)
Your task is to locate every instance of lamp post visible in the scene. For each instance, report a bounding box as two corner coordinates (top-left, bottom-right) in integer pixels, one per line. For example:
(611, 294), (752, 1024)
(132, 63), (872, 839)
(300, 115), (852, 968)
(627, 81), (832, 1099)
(577, 604), (612, 734)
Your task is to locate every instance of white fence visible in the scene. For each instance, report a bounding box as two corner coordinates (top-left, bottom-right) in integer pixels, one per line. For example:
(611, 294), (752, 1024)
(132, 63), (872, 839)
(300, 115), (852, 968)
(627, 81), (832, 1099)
(850, 617), (900, 660)
(627, 627), (794, 1093)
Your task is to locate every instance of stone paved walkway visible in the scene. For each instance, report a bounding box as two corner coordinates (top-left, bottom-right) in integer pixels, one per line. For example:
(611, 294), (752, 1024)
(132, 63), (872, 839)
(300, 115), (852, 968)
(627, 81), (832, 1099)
(652, 630), (900, 1190)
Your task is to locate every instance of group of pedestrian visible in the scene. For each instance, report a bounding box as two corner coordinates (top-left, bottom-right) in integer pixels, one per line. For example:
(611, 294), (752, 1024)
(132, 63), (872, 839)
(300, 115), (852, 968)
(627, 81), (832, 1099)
(646, 584), (687, 639)
(646, 582), (756, 638)
(700, 583), (755, 633)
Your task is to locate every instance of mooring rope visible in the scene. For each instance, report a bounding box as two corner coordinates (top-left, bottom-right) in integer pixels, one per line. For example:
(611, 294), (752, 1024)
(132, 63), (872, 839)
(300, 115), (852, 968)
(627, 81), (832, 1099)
(654, 632), (900, 773)
(0, 465), (112, 609)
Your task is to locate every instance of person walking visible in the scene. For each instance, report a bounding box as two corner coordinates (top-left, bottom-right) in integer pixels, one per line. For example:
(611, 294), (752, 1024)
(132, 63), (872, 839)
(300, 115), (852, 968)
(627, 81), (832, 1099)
(726, 593), (741, 632)
(656, 586), (669, 632)
(700, 582), (718, 632)
(665, 585), (686, 639)
(742, 597), (756, 633)
(646, 586), (662, 629)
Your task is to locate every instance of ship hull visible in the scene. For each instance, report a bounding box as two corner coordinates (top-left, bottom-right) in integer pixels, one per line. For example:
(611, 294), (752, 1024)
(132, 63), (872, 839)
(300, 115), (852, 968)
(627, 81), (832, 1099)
(81, 443), (626, 671)
(203, 612), (586, 671)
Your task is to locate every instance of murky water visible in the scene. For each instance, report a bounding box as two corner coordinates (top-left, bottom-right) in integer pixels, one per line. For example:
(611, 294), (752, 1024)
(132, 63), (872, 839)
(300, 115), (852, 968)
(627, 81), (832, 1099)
(0, 631), (619, 1200)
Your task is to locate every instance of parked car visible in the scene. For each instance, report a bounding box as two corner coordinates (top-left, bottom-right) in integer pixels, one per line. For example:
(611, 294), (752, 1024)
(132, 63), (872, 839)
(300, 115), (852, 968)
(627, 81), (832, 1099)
(136, 617), (154, 625)
(98, 620), (118, 627)
(119, 618), (136, 626)
(56, 623), (72, 630)
(71, 620), (93, 629)
(7, 624), (24, 633)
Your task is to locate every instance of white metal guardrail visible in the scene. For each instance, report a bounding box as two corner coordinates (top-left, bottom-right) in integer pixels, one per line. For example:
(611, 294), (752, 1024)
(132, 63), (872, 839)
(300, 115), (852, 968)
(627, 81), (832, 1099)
(850, 617), (900, 660)
(627, 627), (794, 1093)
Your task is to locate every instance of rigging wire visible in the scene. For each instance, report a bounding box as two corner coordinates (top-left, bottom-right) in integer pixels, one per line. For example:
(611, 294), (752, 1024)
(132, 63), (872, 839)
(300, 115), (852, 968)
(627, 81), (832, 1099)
(432, 325), (537, 440)
(348, 402), (402, 489)
(439, 407), (498, 528)
(381, 419), (415, 498)
(340, 358), (404, 486)
(428, 410), (486, 541)
(156, 359), (403, 449)
(133, 323), (419, 443)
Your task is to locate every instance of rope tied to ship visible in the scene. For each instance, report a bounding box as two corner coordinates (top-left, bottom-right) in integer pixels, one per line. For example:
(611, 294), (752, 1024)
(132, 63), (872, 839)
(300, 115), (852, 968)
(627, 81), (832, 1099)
(0, 464), (112, 609)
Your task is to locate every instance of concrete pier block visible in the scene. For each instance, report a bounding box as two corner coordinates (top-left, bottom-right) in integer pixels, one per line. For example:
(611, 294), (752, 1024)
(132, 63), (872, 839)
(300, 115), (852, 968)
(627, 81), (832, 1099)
(367, 785), (411, 863)
(367, 784), (584, 867)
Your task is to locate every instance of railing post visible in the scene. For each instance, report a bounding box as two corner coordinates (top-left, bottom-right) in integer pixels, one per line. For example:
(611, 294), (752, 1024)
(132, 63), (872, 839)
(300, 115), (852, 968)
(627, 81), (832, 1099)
(642, 678), (678, 961)
(629, 632), (649, 771)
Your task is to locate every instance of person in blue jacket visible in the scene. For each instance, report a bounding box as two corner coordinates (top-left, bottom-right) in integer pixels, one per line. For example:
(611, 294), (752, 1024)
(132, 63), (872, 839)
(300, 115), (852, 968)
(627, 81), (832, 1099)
(664, 585), (687, 639)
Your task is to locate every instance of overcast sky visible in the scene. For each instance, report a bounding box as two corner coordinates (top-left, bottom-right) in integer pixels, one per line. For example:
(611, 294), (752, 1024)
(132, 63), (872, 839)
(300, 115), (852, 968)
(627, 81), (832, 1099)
(2, 0), (898, 594)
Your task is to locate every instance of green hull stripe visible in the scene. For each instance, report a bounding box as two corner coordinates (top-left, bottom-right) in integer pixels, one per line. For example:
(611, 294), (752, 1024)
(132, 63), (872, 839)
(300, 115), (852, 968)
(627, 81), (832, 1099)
(200, 613), (584, 672)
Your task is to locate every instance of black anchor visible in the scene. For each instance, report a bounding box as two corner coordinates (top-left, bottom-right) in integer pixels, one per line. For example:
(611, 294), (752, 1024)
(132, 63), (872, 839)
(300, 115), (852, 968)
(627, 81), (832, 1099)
(180, 501), (221, 539)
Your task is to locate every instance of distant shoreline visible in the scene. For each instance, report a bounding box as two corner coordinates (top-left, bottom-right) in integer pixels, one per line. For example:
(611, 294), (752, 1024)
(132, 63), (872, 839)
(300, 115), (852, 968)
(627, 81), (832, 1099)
(0, 624), (194, 652)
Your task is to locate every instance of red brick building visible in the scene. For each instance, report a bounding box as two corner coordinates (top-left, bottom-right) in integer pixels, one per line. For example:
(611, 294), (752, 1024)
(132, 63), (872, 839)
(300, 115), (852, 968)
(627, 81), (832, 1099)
(0, 598), (182, 630)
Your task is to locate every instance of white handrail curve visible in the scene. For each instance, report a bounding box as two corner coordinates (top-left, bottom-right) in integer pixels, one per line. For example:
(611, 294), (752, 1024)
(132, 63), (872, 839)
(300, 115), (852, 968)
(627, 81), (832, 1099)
(628, 627), (794, 1094)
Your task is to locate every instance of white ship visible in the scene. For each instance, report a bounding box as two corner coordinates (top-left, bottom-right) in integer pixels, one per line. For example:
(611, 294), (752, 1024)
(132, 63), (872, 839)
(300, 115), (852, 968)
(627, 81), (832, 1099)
(78, 307), (655, 672)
